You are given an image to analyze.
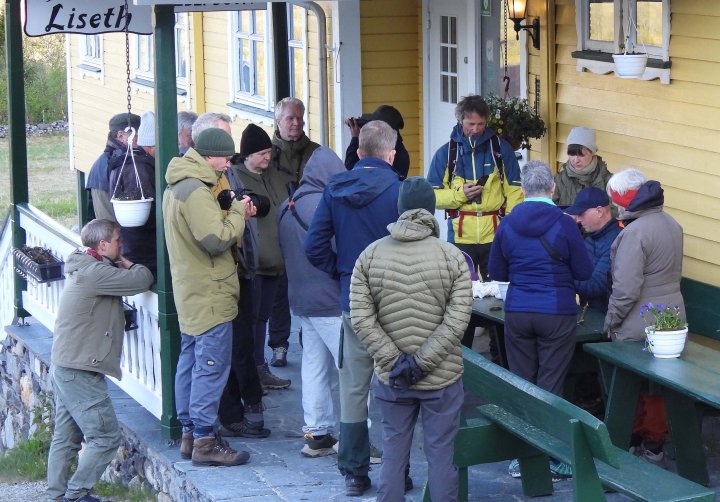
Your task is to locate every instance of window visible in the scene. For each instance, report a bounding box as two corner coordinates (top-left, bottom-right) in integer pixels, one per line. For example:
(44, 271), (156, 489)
(573, 0), (670, 83)
(288, 5), (307, 102)
(439, 15), (458, 104)
(132, 14), (189, 91)
(230, 5), (311, 113)
(79, 35), (102, 72)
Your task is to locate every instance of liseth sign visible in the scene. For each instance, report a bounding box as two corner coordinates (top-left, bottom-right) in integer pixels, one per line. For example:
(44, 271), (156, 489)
(24, 0), (153, 36)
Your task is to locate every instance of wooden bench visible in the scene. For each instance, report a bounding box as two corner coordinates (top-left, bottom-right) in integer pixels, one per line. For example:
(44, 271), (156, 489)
(423, 347), (715, 501)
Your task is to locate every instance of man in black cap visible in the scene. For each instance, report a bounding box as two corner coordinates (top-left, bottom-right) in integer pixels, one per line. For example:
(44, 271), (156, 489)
(344, 104), (410, 179)
(565, 187), (621, 312)
(85, 112), (141, 221)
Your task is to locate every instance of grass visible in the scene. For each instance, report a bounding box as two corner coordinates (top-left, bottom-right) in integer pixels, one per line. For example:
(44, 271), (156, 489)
(0, 429), (50, 482)
(95, 481), (157, 502)
(0, 133), (77, 230)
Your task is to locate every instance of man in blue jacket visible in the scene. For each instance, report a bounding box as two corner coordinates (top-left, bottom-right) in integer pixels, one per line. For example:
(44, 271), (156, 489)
(305, 121), (401, 497)
(565, 187), (621, 313)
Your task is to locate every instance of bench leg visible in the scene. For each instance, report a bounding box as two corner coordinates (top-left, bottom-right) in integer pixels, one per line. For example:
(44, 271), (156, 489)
(569, 419), (606, 502)
(519, 454), (554, 497)
(603, 365), (642, 448)
(663, 387), (709, 486)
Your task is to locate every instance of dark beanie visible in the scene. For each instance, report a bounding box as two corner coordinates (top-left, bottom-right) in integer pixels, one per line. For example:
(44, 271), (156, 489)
(372, 105), (404, 131)
(398, 176), (436, 214)
(109, 112), (141, 131)
(194, 128), (235, 157)
(240, 124), (273, 158)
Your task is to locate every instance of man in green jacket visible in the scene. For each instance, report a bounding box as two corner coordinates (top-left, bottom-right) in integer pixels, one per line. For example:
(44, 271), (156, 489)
(48, 219), (154, 502)
(163, 128), (255, 467)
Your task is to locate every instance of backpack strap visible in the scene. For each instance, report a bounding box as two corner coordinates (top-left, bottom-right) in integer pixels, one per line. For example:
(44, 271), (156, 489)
(490, 134), (505, 183)
(446, 138), (459, 186)
(279, 189), (323, 231)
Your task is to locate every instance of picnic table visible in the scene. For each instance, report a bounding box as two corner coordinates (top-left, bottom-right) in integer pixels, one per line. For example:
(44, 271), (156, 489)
(584, 335), (720, 486)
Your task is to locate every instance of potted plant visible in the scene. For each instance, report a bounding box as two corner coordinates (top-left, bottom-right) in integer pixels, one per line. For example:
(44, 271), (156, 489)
(612, 11), (647, 78)
(485, 95), (546, 151)
(12, 246), (64, 284)
(641, 303), (688, 358)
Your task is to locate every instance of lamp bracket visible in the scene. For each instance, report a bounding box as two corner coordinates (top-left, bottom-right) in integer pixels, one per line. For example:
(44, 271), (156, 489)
(511, 17), (540, 50)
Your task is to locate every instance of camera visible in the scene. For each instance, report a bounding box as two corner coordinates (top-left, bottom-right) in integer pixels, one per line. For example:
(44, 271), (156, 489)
(237, 188), (271, 218)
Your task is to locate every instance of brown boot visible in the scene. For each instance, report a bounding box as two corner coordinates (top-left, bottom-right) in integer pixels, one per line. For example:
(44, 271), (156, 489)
(180, 431), (193, 459)
(191, 434), (250, 467)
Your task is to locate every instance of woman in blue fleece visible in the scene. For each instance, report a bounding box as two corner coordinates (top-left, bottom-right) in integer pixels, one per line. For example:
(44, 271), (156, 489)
(489, 160), (592, 396)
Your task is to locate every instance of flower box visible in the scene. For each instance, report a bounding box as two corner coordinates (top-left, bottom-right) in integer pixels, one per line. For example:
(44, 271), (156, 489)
(13, 246), (65, 284)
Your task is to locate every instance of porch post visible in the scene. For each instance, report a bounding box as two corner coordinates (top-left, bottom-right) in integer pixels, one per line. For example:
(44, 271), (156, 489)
(5, 0), (29, 320)
(154, 5), (181, 440)
(272, 2), (290, 100)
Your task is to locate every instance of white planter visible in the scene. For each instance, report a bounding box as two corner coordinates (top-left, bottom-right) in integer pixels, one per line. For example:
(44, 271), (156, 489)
(497, 282), (509, 302)
(644, 326), (688, 359)
(612, 53), (648, 79)
(112, 198), (153, 227)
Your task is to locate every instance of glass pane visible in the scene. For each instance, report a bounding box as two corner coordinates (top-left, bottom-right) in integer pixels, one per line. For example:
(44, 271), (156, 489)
(450, 47), (457, 73)
(239, 11), (250, 33)
(291, 48), (305, 100)
(441, 16), (449, 44)
(450, 17), (456, 45)
(441, 47), (448, 72)
(588, 0), (614, 42)
(291, 6), (303, 41)
(239, 40), (251, 93)
(441, 75), (449, 103)
(255, 10), (266, 36)
(451, 76), (457, 103)
(636, 1), (663, 47)
(256, 41), (266, 97)
(176, 29), (187, 79)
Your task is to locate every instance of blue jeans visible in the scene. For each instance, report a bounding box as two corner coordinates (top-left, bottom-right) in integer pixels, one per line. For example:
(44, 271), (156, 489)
(175, 322), (233, 438)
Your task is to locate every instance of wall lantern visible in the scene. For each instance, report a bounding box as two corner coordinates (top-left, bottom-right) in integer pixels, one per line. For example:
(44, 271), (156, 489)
(507, 0), (541, 50)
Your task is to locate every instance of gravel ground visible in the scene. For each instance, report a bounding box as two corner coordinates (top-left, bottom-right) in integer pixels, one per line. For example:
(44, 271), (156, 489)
(0, 480), (48, 501)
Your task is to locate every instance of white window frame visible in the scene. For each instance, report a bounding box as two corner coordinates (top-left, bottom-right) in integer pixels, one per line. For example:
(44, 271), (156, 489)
(132, 14), (189, 91)
(78, 34), (103, 73)
(230, 7), (274, 111)
(574, 0), (670, 83)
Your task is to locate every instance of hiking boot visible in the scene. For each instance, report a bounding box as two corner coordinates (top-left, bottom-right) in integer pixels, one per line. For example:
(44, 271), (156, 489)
(270, 346), (288, 367)
(180, 431), (193, 459)
(63, 495), (102, 502)
(257, 363), (291, 390)
(300, 433), (338, 457)
(191, 434), (250, 467)
(219, 421), (270, 439)
(244, 401), (265, 429)
(549, 458), (573, 480)
(507, 458), (521, 478)
(345, 473), (371, 497)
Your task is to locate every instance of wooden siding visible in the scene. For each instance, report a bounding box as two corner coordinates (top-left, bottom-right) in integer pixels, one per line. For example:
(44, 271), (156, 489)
(552, 0), (720, 285)
(359, 0), (420, 176)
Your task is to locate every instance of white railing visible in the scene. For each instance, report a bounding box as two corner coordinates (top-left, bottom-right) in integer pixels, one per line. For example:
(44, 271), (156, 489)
(5, 205), (163, 418)
(0, 215), (15, 331)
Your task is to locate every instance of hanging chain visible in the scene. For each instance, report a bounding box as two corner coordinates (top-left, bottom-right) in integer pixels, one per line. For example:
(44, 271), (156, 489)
(502, 0), (510, 96)
(124, 0), (132, 127)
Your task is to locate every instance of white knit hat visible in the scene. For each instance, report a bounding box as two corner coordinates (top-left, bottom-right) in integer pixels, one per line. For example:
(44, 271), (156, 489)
(137, 111), (155, 147)
(566, 127), (597, 154)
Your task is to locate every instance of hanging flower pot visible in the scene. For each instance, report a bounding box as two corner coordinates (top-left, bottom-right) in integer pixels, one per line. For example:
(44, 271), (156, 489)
(644, 325), (688, 359)
(612, 53), (648, 79)
(112, 197), (154, 227)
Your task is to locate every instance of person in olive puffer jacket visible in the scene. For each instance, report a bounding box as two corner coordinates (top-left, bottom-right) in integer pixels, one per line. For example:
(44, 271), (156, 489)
(350, 177), (472, 502)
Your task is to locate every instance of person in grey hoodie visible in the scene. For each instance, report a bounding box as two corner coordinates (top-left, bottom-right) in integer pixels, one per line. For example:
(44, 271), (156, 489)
(278, 147), (346, 458)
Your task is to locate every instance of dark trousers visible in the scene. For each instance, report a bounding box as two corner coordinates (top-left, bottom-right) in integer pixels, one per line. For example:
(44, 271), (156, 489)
(373, 378), (464, 502)
(455, 243), (493, 348)
(219, 277), (263, 424)
(253, 273), (290, 364)
(504, 311), (576, 396)
(269, 271), (291, 350)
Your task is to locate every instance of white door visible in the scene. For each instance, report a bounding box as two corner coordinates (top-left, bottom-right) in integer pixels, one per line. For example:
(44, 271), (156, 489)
(423, 0), (478, 171)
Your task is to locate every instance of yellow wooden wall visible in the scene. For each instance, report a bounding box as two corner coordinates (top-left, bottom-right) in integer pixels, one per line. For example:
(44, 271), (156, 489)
(552, 0), (720, 285)
(359, 0), (420, 176)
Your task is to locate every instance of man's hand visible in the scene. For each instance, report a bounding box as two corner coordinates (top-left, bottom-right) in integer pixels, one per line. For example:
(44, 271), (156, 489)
(344, 117), (361, 138)
(388, 353), (425, 390)
(462, 182), (483, 201)
(239, 195), (257, 219)
(116, 255), (134, 270)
